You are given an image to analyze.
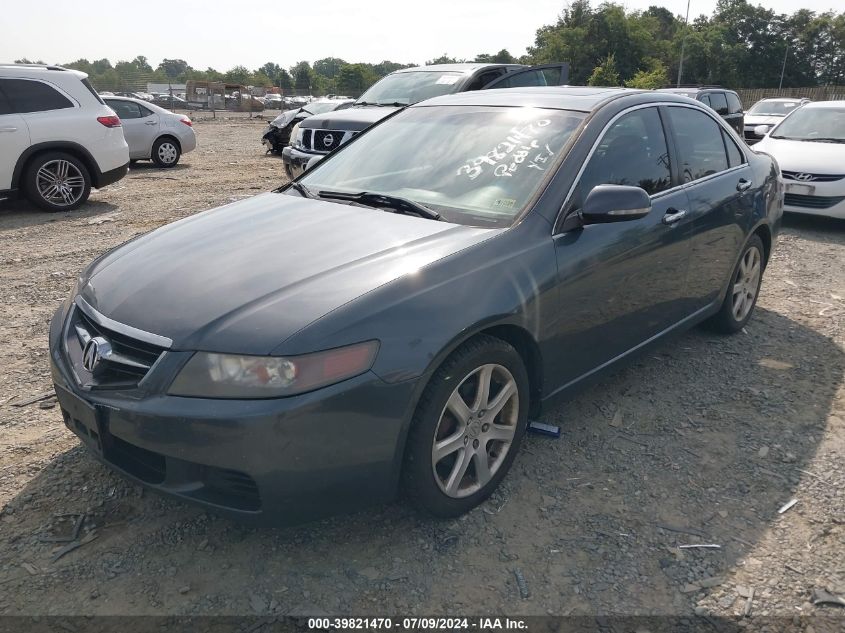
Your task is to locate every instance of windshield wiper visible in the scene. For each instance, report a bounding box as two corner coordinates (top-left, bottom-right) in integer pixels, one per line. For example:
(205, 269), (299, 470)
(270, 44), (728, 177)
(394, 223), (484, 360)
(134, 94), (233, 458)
(809, 137), (845, 143)
(287, 182), (316, 198)
(377, 101), (410, 107)
(356, 101), (378, 106)
(317, 190), (441, 220)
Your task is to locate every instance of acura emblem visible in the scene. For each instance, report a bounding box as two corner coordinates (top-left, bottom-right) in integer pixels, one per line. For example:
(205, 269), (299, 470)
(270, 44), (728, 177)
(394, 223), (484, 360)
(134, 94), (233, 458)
(82, 336), (111, 372)
(795, 173), (815, 182)
(323, 134), (334, 147)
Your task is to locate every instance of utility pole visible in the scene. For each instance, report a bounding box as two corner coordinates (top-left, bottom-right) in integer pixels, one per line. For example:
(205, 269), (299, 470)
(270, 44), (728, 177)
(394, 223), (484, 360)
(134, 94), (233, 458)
(779, 44), (789, 90)
(677, 0), (692, 87)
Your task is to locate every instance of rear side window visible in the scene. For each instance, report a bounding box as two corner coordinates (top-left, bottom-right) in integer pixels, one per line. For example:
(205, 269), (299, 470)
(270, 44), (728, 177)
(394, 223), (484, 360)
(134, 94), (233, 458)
(667, 107), (729, 182)
(726, 92), (743, 114)
(0, 78), (74, 113)
(722, 130), (745, 167)
(698, 94), (711, 107)
(579, 106), (672, 197)
(709, 92), (729, 115)
(106, 99), (144, 119)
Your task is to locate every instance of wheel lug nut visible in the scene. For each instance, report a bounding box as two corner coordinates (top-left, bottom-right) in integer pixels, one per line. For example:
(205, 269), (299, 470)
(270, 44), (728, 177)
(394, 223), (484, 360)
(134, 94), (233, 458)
(482, 424), (489, 432)
(473, 439), (479, 449)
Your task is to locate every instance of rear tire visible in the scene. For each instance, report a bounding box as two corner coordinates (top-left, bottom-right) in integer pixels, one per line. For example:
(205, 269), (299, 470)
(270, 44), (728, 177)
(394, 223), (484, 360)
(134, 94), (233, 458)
(151, 137), (180, 167)
(403, 335), (529, 517)
(705, 235), (765, 334)
(24, 151), (91, 212)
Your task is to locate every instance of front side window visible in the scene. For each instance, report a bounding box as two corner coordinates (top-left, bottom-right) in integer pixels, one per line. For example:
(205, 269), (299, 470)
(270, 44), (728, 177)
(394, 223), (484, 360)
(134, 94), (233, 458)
(0, 78), (73, 113)
(106, 100), (143, 119)
(300, 106), (585, 227)
(667, 107), (729, 182)
(356, 72), (464, 106)
(577, 107), (672, 199)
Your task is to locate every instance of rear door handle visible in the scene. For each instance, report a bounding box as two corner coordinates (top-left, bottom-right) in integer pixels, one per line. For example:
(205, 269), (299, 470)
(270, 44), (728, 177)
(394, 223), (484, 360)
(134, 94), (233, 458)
(737, 178), (753, 192)
(144, 121), (157, 125)
(662, 208), (687, 225)
(0, 126), (18, 132)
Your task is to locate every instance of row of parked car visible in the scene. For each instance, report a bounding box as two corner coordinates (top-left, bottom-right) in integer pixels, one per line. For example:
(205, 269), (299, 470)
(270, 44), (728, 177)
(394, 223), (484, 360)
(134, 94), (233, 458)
(0, 64), (196, 211)
(261, 63), (843, 220)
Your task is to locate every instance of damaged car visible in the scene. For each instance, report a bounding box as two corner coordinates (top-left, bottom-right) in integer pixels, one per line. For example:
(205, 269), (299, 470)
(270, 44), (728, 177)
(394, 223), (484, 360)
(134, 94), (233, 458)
(262, 98), (354, 154)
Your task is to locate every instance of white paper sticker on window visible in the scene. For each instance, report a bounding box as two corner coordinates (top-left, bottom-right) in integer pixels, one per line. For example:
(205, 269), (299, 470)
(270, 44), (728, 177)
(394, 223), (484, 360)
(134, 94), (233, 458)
(436, 75), (461, 85)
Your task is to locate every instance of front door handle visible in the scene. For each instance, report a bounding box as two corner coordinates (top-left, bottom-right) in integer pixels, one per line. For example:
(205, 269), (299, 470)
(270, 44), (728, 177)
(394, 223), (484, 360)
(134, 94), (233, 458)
(662, 208), (687, 225)
(144, 121), (157, 125)
(737, 178), (753, 192)
(0, 126), (18, 133)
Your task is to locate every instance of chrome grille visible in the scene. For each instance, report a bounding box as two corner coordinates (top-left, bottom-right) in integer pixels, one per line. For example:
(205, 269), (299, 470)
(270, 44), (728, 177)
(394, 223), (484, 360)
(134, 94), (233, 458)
(65, 302), (167, 388)
(782, 171), (844, 183)
(301, 129), (357, 154)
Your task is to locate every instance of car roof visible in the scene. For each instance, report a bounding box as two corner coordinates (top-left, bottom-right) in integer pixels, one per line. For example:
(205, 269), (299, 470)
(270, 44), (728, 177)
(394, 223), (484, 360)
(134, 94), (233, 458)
(416, 86), (657, 112)
(102, 95), (171, 113)
(0, 63), (86, 80)
(801, 100), (845, 109)
(758, 97), (806, 103)
(394, 63), (524, 75)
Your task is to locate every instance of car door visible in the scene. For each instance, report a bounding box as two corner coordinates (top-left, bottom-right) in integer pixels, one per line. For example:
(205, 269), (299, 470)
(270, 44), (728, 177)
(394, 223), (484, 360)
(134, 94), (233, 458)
(0, 81), (30, 191)
(547, 105), (695, 388)
(664, 105), (753, 309)
(480, 63), (570, 89)
(106, 99), (159, 158)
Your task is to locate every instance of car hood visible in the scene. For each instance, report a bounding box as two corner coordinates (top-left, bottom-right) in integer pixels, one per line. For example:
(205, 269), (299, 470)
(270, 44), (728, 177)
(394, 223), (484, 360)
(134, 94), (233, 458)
(81, 192), (495, 354)
(744, 115), (783, 127)
(298, 105), (400, 131)
(755, 138), (845, 173)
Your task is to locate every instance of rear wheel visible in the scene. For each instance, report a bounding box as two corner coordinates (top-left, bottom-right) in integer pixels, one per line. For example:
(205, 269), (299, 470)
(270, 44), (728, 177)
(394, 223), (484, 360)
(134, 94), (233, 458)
(151, 137), (180, 167)
(403, 335), (529, 517)
(24, 152), (91, 212)
(705, 235), (765, 334)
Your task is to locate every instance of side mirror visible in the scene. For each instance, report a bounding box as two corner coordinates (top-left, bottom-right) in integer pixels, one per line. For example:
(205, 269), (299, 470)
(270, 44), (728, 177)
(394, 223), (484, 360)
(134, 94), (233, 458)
(754, 125), (770, 138)
(581, 184), (651, 224)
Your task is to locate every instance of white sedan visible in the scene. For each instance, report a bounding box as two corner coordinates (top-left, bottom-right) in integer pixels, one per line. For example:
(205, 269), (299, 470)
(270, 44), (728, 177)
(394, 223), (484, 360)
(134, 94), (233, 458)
(103, 96), (197, 167)
(755, 101), (845, 219)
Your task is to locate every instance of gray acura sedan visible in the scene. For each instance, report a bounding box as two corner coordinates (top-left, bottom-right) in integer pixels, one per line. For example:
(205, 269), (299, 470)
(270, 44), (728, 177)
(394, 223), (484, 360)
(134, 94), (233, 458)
(49, 87), (782, 523)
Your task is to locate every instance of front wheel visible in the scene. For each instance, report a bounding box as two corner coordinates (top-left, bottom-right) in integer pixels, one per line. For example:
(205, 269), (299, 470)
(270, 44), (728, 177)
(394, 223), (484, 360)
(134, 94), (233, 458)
(705, 234), (765, 334)
(151, 137), (181, 167)
(403, 335), (529, 517)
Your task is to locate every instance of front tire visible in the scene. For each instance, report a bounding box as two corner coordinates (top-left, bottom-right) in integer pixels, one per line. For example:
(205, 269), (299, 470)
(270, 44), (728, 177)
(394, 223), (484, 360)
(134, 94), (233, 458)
(706, 234), (765, 334)
(151, 137), (181, 167)
(403, 335), (529, 517)
(24, 151), (91, 212)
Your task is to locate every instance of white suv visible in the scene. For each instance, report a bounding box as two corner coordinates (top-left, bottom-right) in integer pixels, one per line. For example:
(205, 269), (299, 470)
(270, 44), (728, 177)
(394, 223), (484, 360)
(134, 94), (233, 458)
(0, 64), (129, 211)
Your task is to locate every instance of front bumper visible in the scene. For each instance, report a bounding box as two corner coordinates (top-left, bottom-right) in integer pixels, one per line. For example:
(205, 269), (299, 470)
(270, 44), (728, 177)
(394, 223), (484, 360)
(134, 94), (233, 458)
(782, 179), (845, 219)
(48, 306), (417, 524)
(281, 146), (321, 179)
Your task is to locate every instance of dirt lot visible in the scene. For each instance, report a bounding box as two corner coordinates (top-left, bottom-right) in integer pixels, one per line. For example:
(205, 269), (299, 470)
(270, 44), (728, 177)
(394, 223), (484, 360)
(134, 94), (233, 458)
(0, 119), (843, 620)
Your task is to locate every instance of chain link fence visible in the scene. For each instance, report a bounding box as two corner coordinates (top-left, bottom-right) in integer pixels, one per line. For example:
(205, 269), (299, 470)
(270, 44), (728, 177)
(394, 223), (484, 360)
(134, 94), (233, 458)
(735, 86), (845, 108)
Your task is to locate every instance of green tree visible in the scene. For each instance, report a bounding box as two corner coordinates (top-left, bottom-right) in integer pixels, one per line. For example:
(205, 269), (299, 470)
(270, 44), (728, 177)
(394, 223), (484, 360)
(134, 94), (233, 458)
(625, 59), (669, 88)
(291, 61), (314, 91)
(336, 63), (378, 94)
(224, 65), (251, 84)
(426, 54), (463, 65)
(587, 54), (620, 86)
(157, 58), (189, 80)
(313, 57), (347, 79)
(475, 49), (517, 63)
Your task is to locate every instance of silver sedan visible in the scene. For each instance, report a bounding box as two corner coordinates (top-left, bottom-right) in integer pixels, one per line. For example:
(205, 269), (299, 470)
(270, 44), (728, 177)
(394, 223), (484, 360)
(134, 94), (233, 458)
(103, 96), (197, 167)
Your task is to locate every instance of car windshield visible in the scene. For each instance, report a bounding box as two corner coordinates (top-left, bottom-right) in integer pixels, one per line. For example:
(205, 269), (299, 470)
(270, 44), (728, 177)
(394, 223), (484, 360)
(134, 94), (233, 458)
(356, 72), (464, 106)
(771, 107), (845, 141)
(299, 105), (586, 227)
(303, 101), (339, 115)
(748, 101), (801, 116)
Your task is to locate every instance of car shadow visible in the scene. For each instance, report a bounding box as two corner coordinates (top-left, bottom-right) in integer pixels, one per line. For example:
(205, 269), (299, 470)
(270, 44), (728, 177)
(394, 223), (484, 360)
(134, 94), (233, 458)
(781, 213), (845, 245)
(0, 198), (120, 231)
(1, 307), (842, 616)
(127, 162), (189, 173)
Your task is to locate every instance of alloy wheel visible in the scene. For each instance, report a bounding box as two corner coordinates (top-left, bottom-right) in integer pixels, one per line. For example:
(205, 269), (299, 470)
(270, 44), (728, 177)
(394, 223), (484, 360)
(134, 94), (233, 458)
(431, 363), (519, 498)
(36, 160), (85, 207)
(732, 246), (762, 322)
(157, 142), (178, 164)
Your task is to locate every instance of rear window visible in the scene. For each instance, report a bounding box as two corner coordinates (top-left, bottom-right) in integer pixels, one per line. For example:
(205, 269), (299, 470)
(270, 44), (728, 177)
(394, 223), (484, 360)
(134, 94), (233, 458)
(0, 78), (74, 113)
(709, 92), (729, 115)
(726, 92), (743, 114)
(81, 78), (105, 104)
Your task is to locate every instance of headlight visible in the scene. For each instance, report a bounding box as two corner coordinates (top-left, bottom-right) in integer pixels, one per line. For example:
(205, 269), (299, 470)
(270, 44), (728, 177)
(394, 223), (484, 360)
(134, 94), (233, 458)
(62, 276), (83, 313)
(290, 122), (302, 148)
(168, 340), (379, 398)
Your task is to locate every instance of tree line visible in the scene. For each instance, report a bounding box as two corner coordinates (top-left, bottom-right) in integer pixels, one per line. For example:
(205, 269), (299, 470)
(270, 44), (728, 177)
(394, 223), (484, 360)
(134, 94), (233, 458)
(16, 0), (845, 94)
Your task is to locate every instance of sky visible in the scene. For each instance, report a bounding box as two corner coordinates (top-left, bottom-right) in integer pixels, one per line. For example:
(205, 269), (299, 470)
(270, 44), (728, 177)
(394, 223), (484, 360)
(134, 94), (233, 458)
(2, 0), (841, 71)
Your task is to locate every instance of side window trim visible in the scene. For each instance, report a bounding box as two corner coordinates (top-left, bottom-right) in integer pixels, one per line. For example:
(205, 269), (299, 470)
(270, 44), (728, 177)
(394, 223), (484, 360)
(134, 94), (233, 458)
(553, 102), (681, 234)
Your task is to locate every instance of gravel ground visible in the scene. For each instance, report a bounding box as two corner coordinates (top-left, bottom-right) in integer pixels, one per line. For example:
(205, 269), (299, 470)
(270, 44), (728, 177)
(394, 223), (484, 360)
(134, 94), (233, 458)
(0, 119), (843, 620)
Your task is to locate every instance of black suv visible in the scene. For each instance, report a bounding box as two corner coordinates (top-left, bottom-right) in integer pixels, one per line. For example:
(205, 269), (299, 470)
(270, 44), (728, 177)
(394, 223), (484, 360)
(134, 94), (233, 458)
(656, 87), (744, 136)
(282, 62), (569, 179)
